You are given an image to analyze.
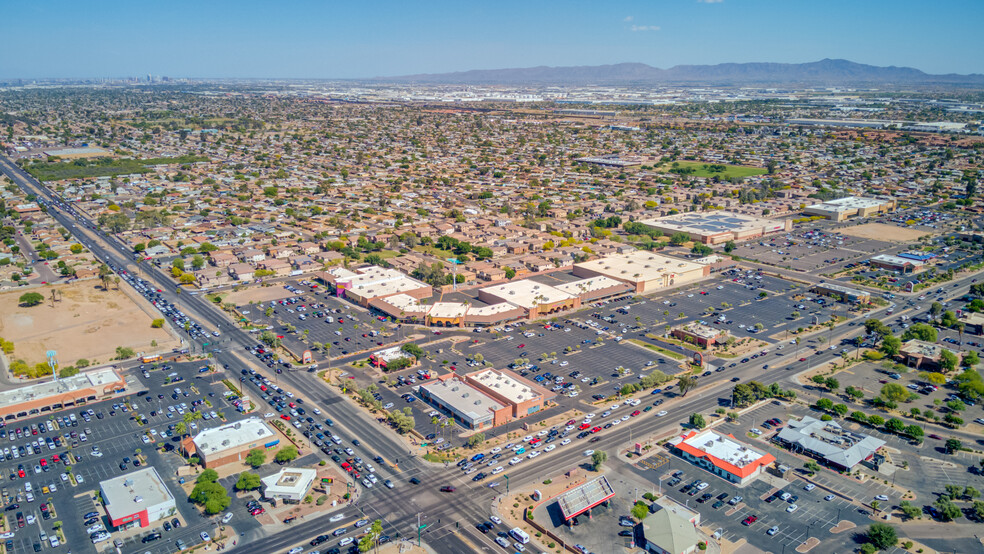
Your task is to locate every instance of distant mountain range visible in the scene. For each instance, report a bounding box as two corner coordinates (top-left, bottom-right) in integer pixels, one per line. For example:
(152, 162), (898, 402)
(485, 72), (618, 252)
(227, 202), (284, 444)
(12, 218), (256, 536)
(378, 59), (984, 86)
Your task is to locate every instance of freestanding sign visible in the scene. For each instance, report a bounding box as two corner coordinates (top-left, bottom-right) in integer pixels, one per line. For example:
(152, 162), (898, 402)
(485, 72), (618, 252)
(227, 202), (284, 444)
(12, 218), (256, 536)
(302, 350), (313, 364)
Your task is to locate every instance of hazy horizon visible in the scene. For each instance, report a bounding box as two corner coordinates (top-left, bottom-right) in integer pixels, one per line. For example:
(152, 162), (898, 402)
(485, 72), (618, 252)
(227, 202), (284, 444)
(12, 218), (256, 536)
(2, 0), (983, 80)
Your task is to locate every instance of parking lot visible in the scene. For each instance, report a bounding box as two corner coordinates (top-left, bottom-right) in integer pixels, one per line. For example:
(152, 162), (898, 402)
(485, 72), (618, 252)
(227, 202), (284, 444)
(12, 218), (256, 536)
(237, 279), (395, 365)
(0, 360), (256, 554)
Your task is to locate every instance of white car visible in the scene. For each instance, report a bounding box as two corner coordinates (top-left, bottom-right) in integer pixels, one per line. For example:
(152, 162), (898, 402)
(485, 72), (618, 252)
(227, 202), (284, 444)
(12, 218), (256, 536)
(522, 435), (533, 442)
(490, 516), (502, 525)
(201, 531), (211, 542)
(288, 548), (303, 554)
(804, 484), (816, 491)
(601, 411), (611, 418)
(527, 451), (540, 459)
(874, 495), (889, 502)
(544, 444), (556, 452)
(560, 438), (572, 446)
(221, 512), (234, 524)
(86, 523), (103, 534)
(509, 457), (522, 466)
(330, 514), (346, 522)
(767, 525), (779, 536)
(26, 515), (36, 525)
(490, 446), (502, 454)
(492, 466), (504, 475)
(0, 532), (13, 539)
(656, 411), (668, 417)
(76, 474), (85, 484)
(786, 504), (798, 513)
(583, 450), (595, 457)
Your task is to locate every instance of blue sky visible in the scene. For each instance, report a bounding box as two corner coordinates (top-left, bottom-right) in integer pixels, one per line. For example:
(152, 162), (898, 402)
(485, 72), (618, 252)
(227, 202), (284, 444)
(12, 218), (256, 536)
(3, 0), (982, 79)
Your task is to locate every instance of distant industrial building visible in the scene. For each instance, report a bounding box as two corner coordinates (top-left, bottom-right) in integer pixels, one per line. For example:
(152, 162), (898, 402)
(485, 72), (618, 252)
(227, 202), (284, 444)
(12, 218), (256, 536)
(0, 368), (126, 422)
(183, 417), (278, 468)
(774, 416), (885, 471)
(804, 197), (896, 221)
(417, 369), (553, 430)
(574, 154), (646, 167)
(637, 211), (792, 245)
(573, 250), (709, 293)
(100, 467), (176, 530)
(668, 429), (775, 485)
(810, 283), (871, 304)
(42, 146), (112, 160)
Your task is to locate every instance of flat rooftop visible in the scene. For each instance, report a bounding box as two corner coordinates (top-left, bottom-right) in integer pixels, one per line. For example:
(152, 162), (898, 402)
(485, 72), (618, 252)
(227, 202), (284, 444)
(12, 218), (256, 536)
(418, 377), (503, 420)
(101, 467), (174, 515)
(469, 369), (541, 404)
(639, 211), (781, 235)
(555, 276), (629, 296)
(0, 367), (123, 407)
(807, 196), (891, 212)
(557, 475), (616, 520)
(191, 417), (275, 456)
(574, 251), (705, 284)
(428, 302), (468, 319)
(481, 279), (576, 310)
(680, 430), (767, 470)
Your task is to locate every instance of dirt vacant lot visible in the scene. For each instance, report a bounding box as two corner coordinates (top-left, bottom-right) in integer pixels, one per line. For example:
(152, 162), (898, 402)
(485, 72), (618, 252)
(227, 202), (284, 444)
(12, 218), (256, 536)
(222, 285), (294, 306)
(0, 281), (178, 367)
(838, 222), (929, 242)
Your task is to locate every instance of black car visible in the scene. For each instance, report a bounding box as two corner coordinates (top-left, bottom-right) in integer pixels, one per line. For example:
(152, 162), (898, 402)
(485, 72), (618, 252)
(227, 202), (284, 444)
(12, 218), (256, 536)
(618, 530), (633, 537)
(409, 477), (421, 485)
(142, 532), (162, 543)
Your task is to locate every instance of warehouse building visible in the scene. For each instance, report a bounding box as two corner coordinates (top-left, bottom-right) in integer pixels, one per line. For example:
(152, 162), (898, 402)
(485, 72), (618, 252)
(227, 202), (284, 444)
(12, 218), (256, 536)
(804, 197), (896, 221)
(573, 251), (709, 293)
(100, 467), (176, 530)
(0, 368), (126, 422)
(668, 429), (775, 485)
(183, 418), (279, 468)
(637, 211), (792, 245)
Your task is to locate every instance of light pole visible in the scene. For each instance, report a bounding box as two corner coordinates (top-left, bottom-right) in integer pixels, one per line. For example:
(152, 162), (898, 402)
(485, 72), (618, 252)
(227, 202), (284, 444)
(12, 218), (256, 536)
(658, 477), (665, 497)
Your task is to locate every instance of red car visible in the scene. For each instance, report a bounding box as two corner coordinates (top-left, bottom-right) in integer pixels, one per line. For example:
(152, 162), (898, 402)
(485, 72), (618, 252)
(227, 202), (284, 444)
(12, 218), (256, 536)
(280, 414), (291, 421)
(799, 358), (807, 362)
(742, 515), (758, 526)
(518, 344), (525, 349)
(440, 486), (456, 493)
(529, 438), (541, 445)
(590, 426), (601, 434)
(631, 410), (641, 417)
(17, 469), (25, 478)
(567, 419), (577, 426)
(928, 434), (943, 440)
(578, 423), (590, 430)
(250, 508), (265, 516)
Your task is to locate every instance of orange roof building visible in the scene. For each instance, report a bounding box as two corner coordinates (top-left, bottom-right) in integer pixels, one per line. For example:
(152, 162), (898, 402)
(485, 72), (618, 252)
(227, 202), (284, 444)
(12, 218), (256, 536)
(668, 429), (775, 485)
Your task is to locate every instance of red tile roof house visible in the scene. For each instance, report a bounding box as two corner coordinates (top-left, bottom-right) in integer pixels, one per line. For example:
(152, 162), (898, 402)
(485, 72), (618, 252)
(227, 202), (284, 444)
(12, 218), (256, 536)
(668, 429), (775, 485)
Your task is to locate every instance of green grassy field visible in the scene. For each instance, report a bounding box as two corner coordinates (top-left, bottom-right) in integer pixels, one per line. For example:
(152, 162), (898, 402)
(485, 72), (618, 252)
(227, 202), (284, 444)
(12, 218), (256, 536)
(658, 161), (767, 180)
(25, 154), (209, 181)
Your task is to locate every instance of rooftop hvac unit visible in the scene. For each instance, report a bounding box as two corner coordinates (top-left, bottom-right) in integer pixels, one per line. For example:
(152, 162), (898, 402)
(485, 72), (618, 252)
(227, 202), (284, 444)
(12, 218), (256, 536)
(474, 400), (481, 405)
(462, 393), (470, 398)
(222, 439), (230, 446)
(134, 496), (143, 503)
(234, 422), (242, 430)
(451, 387), (459, 392)
(124, 479), (134, 487)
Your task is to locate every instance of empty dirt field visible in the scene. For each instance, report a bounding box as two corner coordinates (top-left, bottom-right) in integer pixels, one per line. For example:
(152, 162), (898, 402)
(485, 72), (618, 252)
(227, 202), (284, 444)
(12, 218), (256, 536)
(838, 222), (930, 242)
(0, 281), (178, 368)
(222, 285), (294, 306)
